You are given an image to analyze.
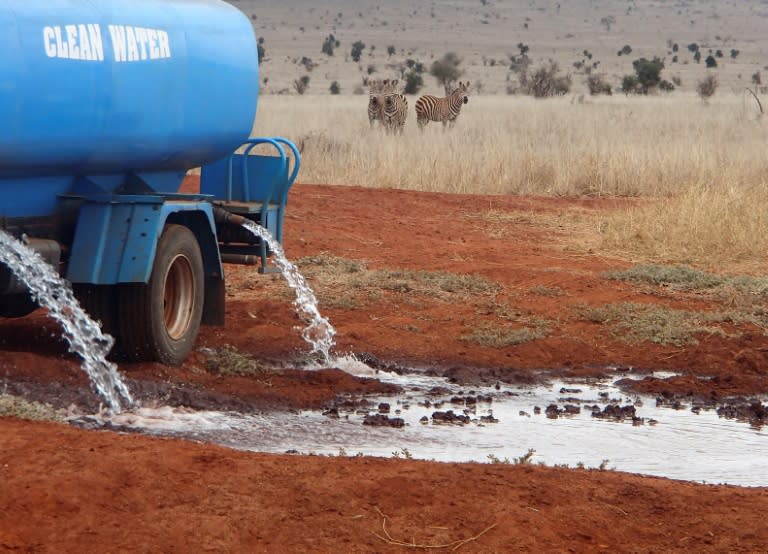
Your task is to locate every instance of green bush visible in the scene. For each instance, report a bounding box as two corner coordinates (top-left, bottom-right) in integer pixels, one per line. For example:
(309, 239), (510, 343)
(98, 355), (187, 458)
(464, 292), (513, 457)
(351, 40), (365, 62)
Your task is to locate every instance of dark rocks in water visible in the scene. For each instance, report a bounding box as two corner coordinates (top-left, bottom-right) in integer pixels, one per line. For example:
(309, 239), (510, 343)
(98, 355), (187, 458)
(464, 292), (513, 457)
(378, 402), (391, 414)
(322, 407), (340, 418)
(419, 416), (429, 424)
(431, 410), (470, 424)
(591, 404), (638, 422)
(717, 401), (768, 427)
(559, 387), (582, 394)
(545, 404), (580, 418)
(363, 414), (405, 427)
(533, 406), (541, 415)
(479, 414), (499, 423)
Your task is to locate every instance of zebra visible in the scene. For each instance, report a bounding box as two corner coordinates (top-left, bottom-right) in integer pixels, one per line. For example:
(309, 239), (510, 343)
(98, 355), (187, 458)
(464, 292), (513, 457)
(414, 81), (470, 130)
(367, 78), (388, 129)
(381, 79), (408, 134)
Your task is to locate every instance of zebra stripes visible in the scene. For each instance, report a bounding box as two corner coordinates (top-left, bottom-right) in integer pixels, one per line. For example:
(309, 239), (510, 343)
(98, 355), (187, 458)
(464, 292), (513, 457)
(415, 81), (470, 130)
(367, 78), (386, 128)
(366, 79), (470, 134)
(367, 78), (408, 134)
(382, 90), (408, 134)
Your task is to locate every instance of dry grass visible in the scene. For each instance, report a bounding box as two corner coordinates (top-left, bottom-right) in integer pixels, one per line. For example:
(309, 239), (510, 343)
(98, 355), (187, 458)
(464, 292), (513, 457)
(255, 94), (768, 196)
(0, 394), (63, 422)
(252, 93), (768, 272)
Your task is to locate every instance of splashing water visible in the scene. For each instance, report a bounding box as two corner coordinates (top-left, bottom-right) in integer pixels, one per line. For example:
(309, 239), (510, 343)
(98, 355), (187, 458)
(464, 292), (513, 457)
(0, 231), (133, 413)
(240, 221), (336, 363)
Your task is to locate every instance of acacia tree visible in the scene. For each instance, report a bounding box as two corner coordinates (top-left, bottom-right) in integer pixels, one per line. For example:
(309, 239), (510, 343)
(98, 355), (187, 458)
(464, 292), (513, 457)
(429, 52), (463, 92)
(622, 57), (672, 94)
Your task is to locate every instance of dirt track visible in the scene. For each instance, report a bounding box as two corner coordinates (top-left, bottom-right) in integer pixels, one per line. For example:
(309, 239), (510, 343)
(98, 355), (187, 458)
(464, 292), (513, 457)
(2, 179), (768, 552)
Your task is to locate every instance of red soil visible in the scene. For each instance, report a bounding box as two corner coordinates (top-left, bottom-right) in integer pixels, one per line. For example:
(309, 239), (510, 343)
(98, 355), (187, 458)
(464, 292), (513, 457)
(1, 178), (767, 552)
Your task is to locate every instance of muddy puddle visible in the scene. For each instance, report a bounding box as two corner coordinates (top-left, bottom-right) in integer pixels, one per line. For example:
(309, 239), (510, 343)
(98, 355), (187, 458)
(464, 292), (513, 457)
(71, 364), (768, 487)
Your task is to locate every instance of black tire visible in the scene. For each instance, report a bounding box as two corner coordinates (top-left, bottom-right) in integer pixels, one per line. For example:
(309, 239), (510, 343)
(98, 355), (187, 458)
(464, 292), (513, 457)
(72, 284), (124, 360)
(118, 224), (204, 365)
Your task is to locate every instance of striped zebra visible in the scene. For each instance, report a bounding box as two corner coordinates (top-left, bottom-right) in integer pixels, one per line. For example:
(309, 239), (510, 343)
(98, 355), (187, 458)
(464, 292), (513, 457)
(415, 81), (470, 130)
(367, 78), (388, 129)
(381, 79), (408, 134)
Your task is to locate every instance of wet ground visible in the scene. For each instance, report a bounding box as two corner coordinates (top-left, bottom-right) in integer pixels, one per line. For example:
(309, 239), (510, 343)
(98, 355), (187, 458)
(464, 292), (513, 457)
(2, 180), (768, 551)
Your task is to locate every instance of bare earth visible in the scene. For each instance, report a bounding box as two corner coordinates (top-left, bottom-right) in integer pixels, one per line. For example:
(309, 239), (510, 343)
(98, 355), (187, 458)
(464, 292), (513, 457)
(2, 178), (768, 552)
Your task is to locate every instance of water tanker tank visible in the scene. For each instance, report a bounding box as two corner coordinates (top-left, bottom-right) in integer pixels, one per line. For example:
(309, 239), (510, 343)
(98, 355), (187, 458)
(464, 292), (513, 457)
(0, 0), (259, 218)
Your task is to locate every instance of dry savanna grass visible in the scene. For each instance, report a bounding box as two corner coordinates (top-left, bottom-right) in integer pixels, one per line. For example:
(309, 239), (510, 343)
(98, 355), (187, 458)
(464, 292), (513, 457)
(253, 93), (768, 273)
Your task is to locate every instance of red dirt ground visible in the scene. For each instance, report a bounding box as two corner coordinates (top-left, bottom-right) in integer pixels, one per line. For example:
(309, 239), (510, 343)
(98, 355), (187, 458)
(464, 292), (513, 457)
(2, 178), (768, 552)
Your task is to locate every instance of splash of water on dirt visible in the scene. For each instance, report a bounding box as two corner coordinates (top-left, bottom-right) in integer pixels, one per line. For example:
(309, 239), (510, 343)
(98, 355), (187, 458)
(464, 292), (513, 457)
(240, 221), (336, 363)
(0, 231), (133, 413)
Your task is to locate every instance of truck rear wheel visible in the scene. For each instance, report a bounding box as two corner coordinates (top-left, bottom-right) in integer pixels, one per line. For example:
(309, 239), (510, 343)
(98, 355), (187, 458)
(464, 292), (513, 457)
(118, 224), (204, 365)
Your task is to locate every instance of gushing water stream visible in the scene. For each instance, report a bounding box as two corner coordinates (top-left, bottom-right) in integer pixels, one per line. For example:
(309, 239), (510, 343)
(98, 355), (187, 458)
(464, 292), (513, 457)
(240, 220), (336, 362)
(0, 231), (133, 413)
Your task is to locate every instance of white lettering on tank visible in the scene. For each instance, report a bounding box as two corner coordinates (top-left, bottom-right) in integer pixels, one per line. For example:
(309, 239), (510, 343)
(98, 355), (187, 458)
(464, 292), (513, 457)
(65, 25), (80, 60)
(158, 30), (171, 58)
(43, 24), (104, 62)
(125, 26), (139, 62)
(46, 24), (171, 63)
(78, 24), (91, 60)
(54, 26), (68, 58)
(134, 27), (148, 60)
(43, 27), (57, 57)
(87, 24), (104, 61)
(147, 29), (159, 59)
(108, 25), (127, 62)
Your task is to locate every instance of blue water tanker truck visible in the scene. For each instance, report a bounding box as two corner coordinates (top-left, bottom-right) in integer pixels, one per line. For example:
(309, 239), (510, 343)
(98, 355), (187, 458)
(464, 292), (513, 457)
(0, 0), (300, 364)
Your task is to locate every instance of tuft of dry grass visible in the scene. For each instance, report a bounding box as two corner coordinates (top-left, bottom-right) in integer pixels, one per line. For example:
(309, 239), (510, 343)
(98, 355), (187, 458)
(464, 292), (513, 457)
(203, 345), (275, 377)
(294, 253), (500, 306)
(0, 394), (64, 422)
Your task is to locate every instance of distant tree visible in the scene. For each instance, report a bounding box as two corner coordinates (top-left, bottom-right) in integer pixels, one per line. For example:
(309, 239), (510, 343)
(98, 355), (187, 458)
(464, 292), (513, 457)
(621, 75), (640, 94)
(520, 60), (571, 97)
(387, 45), (396, 57)
(509, 43), (531, 75)
(293, 75), (310, 95)
(705, 55), (717, 68)
(405, 59), (425, 73)
(617, 44), (632, 56)
(672, 43), (679, 52)
(752, 71), (762, 86)
(697, 74), (718, 101)
(629, 57), (665, 93)
(693, 51), (701, 63)
(299, 56), (316, 72)
(730, 49), (740, 59)
(687, 43), (699, 53)
(587, 74), (612, 95)
(403, 71), (424, 94)
(329, 81), (341, 94)
(321, 34), (340, 56)
(658, 79), (675, 92)
(429, 52), (464, 88)
(715, 49), (723, 58)
(600, 15), (615, 31)
(350, 40), (365, 62)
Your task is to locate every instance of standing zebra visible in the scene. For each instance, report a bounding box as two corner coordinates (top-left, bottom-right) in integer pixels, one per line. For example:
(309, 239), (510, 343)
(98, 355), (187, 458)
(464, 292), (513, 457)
(381, 79), (408, 134)
(415, 81), (470, 130)
(367, 78), (386, 129)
